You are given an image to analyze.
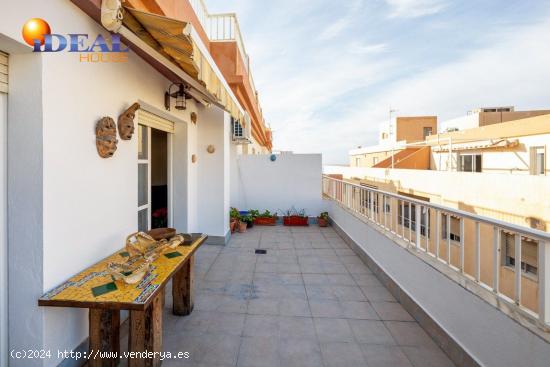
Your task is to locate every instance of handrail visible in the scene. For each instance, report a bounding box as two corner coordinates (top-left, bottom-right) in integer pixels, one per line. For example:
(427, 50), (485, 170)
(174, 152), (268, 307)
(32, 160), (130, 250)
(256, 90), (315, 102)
(323, 175), (550, 242)
(322, 175), (550, 330)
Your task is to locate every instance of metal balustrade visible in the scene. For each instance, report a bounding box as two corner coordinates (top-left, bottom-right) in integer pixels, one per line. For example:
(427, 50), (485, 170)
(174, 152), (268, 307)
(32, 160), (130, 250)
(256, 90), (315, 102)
(322, 175), (550, 330)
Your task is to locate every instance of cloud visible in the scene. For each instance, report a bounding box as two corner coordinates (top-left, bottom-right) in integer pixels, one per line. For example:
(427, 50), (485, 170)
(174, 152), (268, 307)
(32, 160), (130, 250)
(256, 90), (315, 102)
(317, 0), (364, 41)
(386, 0), (447, 18)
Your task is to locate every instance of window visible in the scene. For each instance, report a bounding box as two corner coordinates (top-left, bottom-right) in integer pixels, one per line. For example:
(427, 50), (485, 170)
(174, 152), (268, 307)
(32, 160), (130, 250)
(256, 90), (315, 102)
(373, 157), (378, 166)
(423, 127), (433, 139)
(355, 157), (360, 166)
(530, 147), (546, 175)
(441, 214), (461, 242)
(398, 196), (430, 236)
(459, 154), (482, 172)
(501, 232), (538, 276)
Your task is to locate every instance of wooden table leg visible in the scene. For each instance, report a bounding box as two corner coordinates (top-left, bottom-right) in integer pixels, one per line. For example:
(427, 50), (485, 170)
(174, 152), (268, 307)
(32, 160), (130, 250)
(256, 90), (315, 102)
(172, 254), (195, 316)
(89, 308), (120, 367)
(128, 291), (163, 367)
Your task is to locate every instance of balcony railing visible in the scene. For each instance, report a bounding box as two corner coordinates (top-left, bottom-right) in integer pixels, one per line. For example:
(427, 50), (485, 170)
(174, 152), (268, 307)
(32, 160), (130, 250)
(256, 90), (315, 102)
(188, 0), (258, 96)
(322, 175), (550, 331)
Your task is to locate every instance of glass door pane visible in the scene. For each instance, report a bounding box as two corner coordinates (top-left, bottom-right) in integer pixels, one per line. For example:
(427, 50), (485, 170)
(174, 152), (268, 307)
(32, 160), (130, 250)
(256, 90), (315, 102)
(137, 124), (150, 231)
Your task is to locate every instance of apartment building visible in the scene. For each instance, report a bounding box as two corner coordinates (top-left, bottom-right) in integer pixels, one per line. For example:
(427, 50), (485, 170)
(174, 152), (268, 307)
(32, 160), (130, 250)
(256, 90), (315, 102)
(349, 115), (437, 168)
(335, 108), (550, 315)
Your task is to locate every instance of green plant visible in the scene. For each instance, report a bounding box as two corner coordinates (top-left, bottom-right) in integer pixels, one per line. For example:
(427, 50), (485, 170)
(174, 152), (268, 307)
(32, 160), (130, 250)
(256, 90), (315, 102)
(249, 209), (260, 219)
(230, 207), (240, 220)
(319, 212), (329, 220)
(241, 214), (254, 223)
(259, 210), (275, 218)
(280, 207), (307, 217)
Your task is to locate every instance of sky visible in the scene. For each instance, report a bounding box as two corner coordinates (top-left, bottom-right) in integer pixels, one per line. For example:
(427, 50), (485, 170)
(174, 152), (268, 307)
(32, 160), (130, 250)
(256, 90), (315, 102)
(206, 0), (550, 164)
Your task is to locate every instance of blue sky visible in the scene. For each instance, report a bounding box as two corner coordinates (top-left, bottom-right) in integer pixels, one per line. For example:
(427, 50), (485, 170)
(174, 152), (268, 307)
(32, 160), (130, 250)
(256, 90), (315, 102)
(207, 0), (550, 164)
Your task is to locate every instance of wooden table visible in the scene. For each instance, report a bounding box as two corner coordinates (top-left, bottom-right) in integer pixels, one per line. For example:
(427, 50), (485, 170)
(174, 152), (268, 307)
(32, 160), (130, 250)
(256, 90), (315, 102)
(38, 233), (207, 367)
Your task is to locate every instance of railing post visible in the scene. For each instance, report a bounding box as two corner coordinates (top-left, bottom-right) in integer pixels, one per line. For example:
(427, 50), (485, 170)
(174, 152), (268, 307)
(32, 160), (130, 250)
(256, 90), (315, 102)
(514, 233), (522, 305)
(460, 218), (465, 273)
(446, 214), (451, 265)
(493, 227), (500, 293)
(436, 210), (440, 260)
(415, 204), (421, 249)
(408, 203), (412, 244)
(401, 200), (405, 238)
(475, 221), (480, 282)
(425, 207), (429, 252)
(539, 241), (550, 325)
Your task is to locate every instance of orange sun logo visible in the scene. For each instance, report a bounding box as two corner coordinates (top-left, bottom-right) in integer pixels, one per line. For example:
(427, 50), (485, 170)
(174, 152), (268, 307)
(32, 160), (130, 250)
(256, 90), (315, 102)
(22, 18), (51, 47)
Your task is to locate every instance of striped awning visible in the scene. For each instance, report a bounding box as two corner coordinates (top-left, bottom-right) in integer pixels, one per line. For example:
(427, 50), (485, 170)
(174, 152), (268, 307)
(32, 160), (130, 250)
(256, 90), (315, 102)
(122, 7), (243, 122)
(432, 139), (519, 152)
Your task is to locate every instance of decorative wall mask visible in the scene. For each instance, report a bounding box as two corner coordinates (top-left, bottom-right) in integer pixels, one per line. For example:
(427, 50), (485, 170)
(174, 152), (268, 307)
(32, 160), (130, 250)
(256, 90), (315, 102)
(191, 112), (197, 124)
(118, 102), (140, 140)
(207, 145), (215, 154)
(191, 154), (197, 163)
(96, 117), (118, 158)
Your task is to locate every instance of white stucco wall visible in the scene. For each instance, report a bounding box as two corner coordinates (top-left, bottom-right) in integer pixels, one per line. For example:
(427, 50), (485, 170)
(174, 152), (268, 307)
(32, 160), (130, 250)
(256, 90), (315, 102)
(1, 1), (222, 365)
(197, 107), (230, 239)
(231, 153), (325, 217)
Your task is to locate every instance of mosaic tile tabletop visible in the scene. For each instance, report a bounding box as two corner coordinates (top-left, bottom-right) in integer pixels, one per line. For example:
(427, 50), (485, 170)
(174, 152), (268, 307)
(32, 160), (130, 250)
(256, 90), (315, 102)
(38, 234), (207, 310)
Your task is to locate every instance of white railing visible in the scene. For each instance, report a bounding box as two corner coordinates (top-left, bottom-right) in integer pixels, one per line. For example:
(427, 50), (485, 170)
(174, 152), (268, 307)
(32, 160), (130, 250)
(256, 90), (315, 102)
(188, 0), (261, 104)
(322, 175), (550, 330)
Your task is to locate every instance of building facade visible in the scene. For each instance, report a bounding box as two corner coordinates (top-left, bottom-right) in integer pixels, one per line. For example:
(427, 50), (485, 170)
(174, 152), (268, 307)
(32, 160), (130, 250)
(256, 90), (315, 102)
(0, 1), (271, 366)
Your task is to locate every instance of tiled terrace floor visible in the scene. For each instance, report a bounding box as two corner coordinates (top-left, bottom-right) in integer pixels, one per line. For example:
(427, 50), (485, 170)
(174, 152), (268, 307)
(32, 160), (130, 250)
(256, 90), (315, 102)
(160, 226), (454, 367)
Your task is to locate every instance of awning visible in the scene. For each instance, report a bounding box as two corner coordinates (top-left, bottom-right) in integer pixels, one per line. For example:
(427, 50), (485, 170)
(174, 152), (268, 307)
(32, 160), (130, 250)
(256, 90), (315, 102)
(432, 139), (519, 152)
(122, 6), (244, 122)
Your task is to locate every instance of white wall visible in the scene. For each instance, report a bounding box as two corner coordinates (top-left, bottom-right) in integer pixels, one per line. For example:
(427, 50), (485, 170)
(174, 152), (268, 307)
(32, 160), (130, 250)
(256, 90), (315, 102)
(1, 1), (204, 365)
(197, 106), (230, 239)
(329, 201), (550, 367)
(231, 153), (325, 217)
(0, 84), (7, 367)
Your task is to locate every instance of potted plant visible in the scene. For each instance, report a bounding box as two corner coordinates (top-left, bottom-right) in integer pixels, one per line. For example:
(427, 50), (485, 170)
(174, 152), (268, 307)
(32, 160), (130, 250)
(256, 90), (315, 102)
(230, 207), (240, 233)
(238, 219), (248, 233)
(254, 210), (277, 226)
(242, 213), (255, 228)
(248, 209), (260, 228)
(317, 212), (329, 227)
(282, 207), (309, 226)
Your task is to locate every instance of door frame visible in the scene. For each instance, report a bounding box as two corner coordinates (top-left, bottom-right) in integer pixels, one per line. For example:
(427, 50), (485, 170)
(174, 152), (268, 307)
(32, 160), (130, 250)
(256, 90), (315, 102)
(137, 108), (175, 231)
(0, 90), (7, 367)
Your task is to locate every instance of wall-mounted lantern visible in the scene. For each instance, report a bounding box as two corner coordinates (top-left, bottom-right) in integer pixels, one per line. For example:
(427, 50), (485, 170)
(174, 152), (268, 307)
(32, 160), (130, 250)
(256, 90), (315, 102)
(165, 83), (188, 111)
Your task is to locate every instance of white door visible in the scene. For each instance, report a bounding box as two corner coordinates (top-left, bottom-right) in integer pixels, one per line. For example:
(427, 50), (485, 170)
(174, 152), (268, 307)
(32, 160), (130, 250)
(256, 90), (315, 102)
(0, 51), (8, 367)
(137, 110), (175, 231)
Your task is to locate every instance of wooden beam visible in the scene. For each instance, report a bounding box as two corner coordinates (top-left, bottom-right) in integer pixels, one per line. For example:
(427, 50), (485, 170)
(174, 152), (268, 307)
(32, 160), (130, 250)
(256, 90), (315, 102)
(128, 291), (163, 367)
(172, 255), (195, 315)
(89, 309), (120, 367)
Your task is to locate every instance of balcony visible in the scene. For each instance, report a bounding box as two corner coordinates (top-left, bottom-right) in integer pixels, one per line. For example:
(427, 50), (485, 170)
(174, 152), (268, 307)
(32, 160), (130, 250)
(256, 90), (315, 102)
(188, 0), (271, 149)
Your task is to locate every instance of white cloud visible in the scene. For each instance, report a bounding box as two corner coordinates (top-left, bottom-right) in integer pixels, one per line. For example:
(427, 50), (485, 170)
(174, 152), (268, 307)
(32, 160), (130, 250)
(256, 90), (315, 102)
(386, 0), (447, 18)
(270, 16), (550, 163)
(317, 0), (363, 41)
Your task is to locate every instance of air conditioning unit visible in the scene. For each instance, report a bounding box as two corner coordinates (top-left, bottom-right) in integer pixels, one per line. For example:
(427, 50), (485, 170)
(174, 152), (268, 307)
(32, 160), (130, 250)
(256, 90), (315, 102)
(232, 113), (252, 144)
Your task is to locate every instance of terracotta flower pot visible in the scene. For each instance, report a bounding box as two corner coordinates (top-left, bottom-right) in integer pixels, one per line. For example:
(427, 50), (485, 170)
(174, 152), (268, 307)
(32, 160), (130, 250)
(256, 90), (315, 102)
(238, 221), (248, 233)
(230, 220), (237, 233)
(317, 218), (329, 227)
(283, 216), (309, 226)
(254, 217), (277, 226)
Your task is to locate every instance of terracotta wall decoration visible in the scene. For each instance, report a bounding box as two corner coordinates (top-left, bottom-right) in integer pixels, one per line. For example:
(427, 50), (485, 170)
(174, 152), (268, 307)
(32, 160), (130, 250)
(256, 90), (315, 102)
(96, 117), (118, 158)
(190, 112), (197, 124)
(207, 145), (215, 154)
(191, 154), (197, 163)
(118, 102), (140, 140)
